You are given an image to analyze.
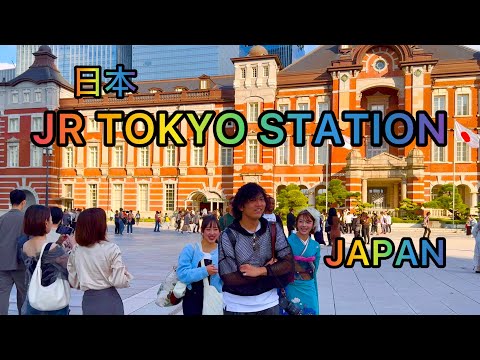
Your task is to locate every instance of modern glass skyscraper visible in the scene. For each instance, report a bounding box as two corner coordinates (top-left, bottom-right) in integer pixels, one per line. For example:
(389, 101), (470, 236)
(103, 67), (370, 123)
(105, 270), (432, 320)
(132, 45), (239, 81)
(239, 45), (305, 67)
(16, 45), (132, 84)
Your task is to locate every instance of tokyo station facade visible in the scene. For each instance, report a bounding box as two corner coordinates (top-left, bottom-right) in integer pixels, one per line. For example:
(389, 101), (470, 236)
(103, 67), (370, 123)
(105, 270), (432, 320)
(1, 44), (479, 217)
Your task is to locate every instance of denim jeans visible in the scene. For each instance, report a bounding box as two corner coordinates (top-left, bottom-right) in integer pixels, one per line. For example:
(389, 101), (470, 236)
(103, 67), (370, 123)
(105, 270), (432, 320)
(24, 301), (69, 315)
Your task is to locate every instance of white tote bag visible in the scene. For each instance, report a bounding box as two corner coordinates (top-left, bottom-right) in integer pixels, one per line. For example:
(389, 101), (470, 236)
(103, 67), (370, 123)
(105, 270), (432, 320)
(201, 259), (223, 315)
(28, 242), (71, 311)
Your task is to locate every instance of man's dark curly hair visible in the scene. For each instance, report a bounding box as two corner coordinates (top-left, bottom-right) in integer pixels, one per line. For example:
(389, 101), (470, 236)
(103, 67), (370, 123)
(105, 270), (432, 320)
(231, 182), (267, 220)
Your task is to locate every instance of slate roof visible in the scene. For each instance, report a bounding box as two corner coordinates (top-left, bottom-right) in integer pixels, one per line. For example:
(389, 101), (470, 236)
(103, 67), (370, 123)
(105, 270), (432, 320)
(7, 45), (72, 90)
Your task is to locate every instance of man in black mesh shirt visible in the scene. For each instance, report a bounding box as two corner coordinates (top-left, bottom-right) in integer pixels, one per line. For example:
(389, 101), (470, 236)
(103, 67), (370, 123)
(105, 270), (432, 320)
(218, 183), (294, 315)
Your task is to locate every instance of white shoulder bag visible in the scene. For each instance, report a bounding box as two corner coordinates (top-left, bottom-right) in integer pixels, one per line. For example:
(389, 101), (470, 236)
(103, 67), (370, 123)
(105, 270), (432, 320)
(28, 242), (71, 311)
(201, 258), (223, 315)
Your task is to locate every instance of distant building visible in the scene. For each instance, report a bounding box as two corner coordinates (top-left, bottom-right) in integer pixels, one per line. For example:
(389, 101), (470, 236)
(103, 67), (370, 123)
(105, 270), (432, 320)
(239, 45), (305, 67)
(0, 67), (15, 82)
(132, 45), (239, 81)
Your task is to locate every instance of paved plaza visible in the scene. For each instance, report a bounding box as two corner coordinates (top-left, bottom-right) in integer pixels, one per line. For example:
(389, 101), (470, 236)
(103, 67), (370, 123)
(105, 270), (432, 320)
(8, 222), (480, 315)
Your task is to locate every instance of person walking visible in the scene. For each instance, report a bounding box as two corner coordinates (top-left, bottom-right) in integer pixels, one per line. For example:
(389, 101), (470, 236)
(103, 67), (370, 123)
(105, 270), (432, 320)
(177, 215), (223, 315)
(327, 207), (342, 259)
(218, 182), (294, 315)
(154, 211), (161, 232)
(0, 189), (28, 315)
(422, 212), (431, 239)
(287, 208), (296, 237)
(67, 208), (133, 315)
(126, 211), (134, 234)
(219, 197), (235, 231)
(471, 221), (480, 273)
(135, 211), (141, 226)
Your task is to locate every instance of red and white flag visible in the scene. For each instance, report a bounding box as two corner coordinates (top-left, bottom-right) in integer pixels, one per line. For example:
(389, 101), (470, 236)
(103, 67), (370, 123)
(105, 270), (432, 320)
(454, 121), (479, 148)
(342, 135), (352, 150)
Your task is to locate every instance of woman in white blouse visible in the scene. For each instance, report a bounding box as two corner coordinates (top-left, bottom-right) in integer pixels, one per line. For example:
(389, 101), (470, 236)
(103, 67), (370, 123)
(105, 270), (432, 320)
(67, 208), (133, 315)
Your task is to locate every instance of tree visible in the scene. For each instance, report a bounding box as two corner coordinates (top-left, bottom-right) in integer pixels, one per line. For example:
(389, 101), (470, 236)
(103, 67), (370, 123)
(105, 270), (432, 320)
(398, 198), (421, 220)
(315, 179), (360, 212)
(276, 184), (309, 219)
(423, 184), (469, 219)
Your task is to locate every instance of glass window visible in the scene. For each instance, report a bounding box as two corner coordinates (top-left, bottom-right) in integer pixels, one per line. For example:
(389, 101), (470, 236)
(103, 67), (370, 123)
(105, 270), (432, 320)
(138, 184), (148, 211)
(456, 94), (469, 116)
(12, 92), (18, 104)
(241, 68), (246, 79)
(88, 184), (98, 208)
(23, 91), (30, 103)
(296, 144), (308, 164)
(31, 145), (43, 167)
(192, 146), (204, 166)
(220, 146), (232, 166)
(64, 147), (74, 168)
(277, 141), (288, 165)
(89, 146), (98, 167)
(112, 184), (123, 210)
(139, 147), (149, 167)
(278, 104), (289, 114)
(116, 120), (123, 132)
(433, 95), (445, 113)
(456, 141), (468, 162)
(8, 118), (19, 132)
(298, 103), (309, 111)
(317, 102), (329, 116)
(263, 65), (269, 77)
(252, 66), (258, 78)
(165, 183), (175, 211)
(114, 146), (123, 167)
(316, 145), (328, 164)
(166, 145), (176, 166)
(64, 184), (73, 198)
(247, 139), (258, 163)
(89, 118), (99, 132)
(31, 117), (43, 132)
(8, 144), (19, 167)
(248, 103), (259, 122)
(34, 90), (42, 102)
(431, 143), (445, 162)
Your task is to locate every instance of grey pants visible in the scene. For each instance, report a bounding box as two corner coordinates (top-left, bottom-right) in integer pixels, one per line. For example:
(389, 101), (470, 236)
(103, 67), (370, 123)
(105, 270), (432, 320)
(0, 270), (27, 315)
(82, 287), (124, 315)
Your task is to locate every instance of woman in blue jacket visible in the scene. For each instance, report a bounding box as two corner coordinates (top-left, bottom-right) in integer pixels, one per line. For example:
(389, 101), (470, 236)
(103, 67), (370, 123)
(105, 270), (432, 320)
(176, 215), (222, 315)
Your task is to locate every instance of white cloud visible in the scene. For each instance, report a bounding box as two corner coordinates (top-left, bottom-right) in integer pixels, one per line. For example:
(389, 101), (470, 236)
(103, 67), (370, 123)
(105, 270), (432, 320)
(465, 45), (480, 51)
(0, 63), (15, 70)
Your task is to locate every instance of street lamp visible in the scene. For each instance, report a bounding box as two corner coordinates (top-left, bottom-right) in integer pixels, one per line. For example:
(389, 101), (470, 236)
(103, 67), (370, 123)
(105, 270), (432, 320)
(43, 146), (53, 206)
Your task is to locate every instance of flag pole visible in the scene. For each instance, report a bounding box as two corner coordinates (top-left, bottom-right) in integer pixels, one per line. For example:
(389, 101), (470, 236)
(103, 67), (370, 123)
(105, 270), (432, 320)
(453, 135), (456, 230)
(325, 139), (329, 211)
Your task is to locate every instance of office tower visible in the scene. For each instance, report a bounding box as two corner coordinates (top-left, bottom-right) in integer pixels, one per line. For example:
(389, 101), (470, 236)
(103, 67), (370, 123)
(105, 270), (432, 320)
(16, 45), (132, 84)
(239, 45), (305, 67)
(132, 45), (240, 81)
(0, 68), (15, 82)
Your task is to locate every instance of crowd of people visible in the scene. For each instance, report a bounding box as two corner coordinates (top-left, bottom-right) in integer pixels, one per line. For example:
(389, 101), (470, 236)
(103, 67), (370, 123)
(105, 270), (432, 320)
(0, 189), (132, 316)
(2, 184), (479, 316)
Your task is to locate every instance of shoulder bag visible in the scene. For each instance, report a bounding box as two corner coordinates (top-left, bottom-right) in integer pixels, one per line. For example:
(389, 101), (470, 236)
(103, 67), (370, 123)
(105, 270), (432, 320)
(201, 258), (223, 315)
(28, 242), (70, 311)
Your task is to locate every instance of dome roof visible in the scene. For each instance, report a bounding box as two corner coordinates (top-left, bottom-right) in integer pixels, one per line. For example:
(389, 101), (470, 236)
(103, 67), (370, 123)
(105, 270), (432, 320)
(408, 147), (424, 157)
(249, 45), (268, 56)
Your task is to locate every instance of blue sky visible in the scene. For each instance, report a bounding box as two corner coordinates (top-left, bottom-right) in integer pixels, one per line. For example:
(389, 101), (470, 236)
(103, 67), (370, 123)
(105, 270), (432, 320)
(1, 45), (479, 70)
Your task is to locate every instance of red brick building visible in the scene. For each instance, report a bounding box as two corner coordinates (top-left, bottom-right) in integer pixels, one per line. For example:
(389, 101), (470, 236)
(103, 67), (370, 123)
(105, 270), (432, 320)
(1, 45), (479, 216)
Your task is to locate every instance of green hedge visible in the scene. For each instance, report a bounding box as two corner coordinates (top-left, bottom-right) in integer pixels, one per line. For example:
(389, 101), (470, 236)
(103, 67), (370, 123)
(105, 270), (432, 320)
(391, 217), (422, 223)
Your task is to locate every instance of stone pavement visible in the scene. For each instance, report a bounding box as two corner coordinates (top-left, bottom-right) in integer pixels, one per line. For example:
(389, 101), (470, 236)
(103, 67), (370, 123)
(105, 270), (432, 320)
(8, 222), (480, 315)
